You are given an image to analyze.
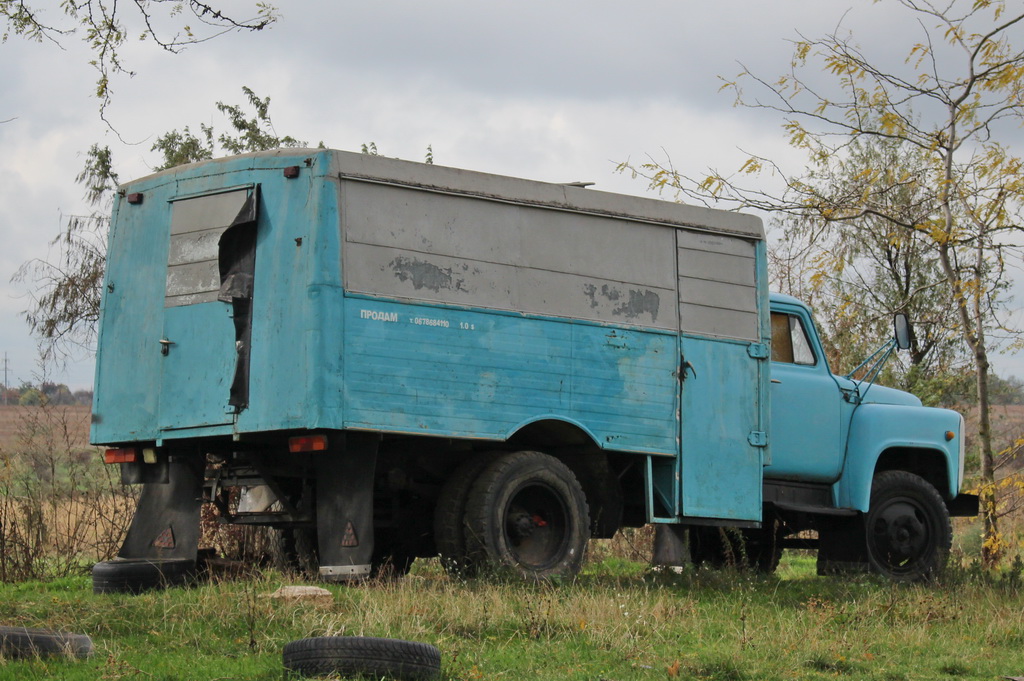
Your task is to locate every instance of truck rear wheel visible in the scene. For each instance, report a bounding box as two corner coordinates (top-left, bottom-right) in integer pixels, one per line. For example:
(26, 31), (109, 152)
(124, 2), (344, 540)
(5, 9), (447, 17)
(433, 455), (492, 577)
(464, 451), (589, 580)
(865, 470), (951, 582)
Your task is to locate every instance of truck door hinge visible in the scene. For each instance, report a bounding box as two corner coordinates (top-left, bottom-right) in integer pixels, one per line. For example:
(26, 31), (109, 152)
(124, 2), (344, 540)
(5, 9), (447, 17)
(747, 343), (769, 359)
(748, 431), (767, 447)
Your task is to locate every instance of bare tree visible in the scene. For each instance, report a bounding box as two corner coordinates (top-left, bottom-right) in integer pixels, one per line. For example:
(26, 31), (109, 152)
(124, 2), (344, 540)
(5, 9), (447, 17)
(1, 1), (277, 116)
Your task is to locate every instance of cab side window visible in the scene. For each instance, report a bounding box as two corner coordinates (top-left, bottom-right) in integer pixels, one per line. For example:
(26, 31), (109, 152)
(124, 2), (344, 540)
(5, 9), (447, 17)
(770, 312), (816, 365)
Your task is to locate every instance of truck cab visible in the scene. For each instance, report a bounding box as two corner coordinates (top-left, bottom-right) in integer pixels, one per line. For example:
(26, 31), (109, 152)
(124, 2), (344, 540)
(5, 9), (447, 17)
(686, 293), (975, 580)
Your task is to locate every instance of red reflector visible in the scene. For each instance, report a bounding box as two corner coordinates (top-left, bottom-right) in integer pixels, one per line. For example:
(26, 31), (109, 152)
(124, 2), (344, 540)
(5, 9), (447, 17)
(104, 448), (139, 464)
(126, 192), (144, 205)
(289, 435), (329, 453)
(945, 431), (956, 441)
(283, 166), (300, 179)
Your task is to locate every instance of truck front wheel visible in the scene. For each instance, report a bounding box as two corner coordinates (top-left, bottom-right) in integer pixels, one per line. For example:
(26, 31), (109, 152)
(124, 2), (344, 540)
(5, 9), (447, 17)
(865, 471), (951, 582)
(464, 451), (589, 580)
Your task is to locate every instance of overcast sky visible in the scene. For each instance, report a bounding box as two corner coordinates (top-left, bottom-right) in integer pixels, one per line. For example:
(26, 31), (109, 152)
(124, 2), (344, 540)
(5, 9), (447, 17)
(1, 0), (1021, 390)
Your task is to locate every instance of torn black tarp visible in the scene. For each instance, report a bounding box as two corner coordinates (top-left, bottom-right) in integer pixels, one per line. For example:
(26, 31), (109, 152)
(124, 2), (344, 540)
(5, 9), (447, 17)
(217, 185), (260, 411)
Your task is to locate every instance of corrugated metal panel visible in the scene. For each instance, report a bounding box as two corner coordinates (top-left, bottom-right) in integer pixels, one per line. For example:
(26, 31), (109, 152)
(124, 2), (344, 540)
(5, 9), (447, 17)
(677, 229), (758, 340)
(343, 181), (678, 330)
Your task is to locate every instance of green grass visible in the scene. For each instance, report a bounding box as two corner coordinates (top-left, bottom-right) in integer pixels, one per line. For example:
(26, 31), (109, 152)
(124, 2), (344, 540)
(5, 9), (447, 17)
(1, 555), (1023, 680)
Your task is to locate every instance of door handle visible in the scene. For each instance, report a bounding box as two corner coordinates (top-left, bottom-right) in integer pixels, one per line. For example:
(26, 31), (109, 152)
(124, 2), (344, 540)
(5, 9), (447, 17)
(159, 338), (175, 356)
(771, 378), (782, 384)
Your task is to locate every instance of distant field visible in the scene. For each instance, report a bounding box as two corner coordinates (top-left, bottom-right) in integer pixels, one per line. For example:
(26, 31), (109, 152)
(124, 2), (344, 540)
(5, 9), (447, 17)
(0, 405), (93, 453)
(962, 403), (1024, 475)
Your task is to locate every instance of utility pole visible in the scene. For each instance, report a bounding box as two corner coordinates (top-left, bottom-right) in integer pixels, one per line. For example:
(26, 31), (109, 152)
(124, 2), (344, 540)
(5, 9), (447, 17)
(1, 353), (8, 406)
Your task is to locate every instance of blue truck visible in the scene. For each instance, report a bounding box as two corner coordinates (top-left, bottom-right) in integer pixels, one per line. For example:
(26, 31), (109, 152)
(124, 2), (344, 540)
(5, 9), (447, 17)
(89, 148), (977, 591)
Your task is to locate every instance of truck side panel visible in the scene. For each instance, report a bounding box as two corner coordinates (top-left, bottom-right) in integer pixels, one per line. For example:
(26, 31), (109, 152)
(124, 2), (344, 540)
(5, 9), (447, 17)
(342, 297), (680, 454)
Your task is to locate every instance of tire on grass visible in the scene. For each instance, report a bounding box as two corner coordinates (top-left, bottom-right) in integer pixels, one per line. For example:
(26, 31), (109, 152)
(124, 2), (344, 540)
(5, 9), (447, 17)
(92, 557), (196, 594)
(283, 636), (441, 680)
(0, 626), (94, 659)
(865, 470), (952, 582)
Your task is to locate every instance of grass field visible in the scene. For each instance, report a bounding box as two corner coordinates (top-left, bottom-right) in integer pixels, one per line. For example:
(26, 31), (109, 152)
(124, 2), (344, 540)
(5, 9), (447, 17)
(1, 553), (1023, 681)
(0, 404), (1020, 680)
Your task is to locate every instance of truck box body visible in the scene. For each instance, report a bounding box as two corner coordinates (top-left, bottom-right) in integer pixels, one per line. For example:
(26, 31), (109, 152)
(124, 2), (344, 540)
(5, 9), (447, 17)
(92, 148), (770, 524)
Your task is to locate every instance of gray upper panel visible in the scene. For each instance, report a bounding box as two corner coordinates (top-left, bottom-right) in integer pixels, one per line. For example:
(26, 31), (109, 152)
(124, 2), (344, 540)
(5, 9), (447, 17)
(326, 150), (764, 241)
(342, 182), (678, 330)
(165, 189), (249, 307)
(336, 152), (765, 333)
(677, 230), (759, 340)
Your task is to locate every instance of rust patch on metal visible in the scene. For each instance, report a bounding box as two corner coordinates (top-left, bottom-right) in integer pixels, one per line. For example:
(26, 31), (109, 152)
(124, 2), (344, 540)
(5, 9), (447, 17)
(390, 256), (471, 293)
(615, 289), (660, 322)
(583, 284), (659, 322)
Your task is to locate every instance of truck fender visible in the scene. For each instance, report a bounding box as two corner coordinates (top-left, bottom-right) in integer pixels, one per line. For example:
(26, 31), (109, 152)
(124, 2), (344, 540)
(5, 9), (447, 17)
(503, 415), (602, 449)
(833, 403), (962, 512)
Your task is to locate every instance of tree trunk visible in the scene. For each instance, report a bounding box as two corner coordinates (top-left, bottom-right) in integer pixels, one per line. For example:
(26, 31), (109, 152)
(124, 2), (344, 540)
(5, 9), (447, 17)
(936, 234), (999, 565)
(976, 357), (1000, 566)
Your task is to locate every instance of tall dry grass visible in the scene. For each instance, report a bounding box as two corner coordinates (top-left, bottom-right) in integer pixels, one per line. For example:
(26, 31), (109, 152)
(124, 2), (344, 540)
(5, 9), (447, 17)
(0, 403), (136, 581)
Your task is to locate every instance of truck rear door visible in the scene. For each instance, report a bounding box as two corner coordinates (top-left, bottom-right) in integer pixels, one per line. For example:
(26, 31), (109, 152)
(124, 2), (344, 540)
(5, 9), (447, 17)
(159, 186), (258, 431)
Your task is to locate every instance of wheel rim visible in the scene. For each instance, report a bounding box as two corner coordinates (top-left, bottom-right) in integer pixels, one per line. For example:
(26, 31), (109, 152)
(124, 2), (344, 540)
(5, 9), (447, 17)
(869, 496), (933, 575)
(502, 481), (570, 570)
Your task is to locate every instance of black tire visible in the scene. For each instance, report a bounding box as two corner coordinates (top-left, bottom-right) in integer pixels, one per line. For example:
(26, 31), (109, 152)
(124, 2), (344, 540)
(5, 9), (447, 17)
(283, 636), (441, 680)
(464, 451), (589, 580)
(92, 557), (196, 594)
(689, 522), (782, 573)
(865, 470), (952, 582)
(433, 455), (491, 577)
(0, 626), (94, 659)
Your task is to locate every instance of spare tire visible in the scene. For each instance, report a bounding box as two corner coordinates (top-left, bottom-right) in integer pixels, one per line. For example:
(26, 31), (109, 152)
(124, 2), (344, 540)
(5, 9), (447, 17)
(283, 636), (441, 680)
(0, 626), (93, 659)
(92, 557), (196, 594)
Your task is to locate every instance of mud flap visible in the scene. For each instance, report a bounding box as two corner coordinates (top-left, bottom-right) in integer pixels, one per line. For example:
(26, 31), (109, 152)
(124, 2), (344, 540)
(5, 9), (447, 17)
(117, 456), (203, 560)
(316, 432), (379, 581)
(651, 524), (688, 567)
(816, 514), (869, 575)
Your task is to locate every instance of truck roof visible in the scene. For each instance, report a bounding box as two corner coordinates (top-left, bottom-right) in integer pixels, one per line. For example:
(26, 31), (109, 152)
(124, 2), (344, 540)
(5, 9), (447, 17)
(121, 148), (765, 241)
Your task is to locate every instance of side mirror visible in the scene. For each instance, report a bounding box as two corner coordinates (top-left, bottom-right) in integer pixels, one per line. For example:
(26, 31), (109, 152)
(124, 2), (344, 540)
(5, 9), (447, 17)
(893, 313), (912, 350)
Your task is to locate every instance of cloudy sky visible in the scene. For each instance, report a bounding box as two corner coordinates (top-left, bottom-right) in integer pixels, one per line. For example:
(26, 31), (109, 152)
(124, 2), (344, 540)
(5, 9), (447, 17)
(1, 0), (1021, 390)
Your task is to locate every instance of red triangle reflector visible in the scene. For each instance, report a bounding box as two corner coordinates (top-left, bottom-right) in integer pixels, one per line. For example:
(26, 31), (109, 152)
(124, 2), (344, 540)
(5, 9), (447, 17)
(341, 522), (359, 547)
